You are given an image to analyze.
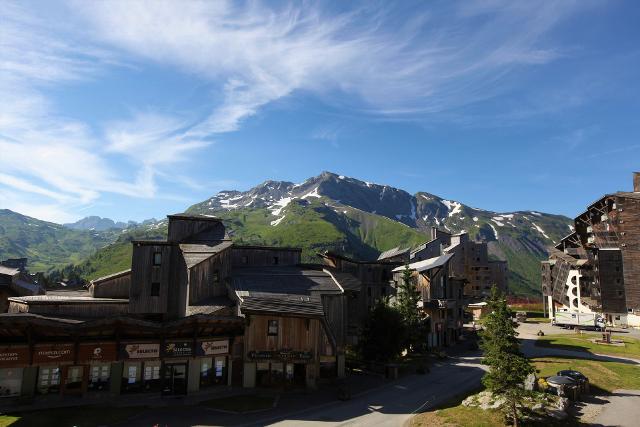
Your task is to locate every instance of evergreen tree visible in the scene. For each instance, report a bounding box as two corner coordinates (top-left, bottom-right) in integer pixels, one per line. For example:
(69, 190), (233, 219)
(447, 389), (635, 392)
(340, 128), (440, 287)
(480, 285), (533, 427)
(358, 298), (406, 362)
(396, 265), (426, 352)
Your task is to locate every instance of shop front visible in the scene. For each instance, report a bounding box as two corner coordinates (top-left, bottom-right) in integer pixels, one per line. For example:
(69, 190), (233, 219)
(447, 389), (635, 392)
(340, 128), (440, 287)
(0, 346), (29, 398)
(33, 344), (75, 396)
(78, 342), (117, 394)
(196, 339), (230, 389)
(247, 350), (312, 388)
(119, 342), (162, 394)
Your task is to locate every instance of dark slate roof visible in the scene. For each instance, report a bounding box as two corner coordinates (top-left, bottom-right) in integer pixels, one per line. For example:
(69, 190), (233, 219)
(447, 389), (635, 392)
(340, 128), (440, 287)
(180, 241), (233, 268)
(241, 294), (324, 317)
(91, 269), (131, 284)
(8, 295), (128, 305)
(187, 296), (235, 316)
(323, 268), (361, 292)
(231, 266), (341, 296)
(167, 213), (223, 222)
(377, 247), (410, 261)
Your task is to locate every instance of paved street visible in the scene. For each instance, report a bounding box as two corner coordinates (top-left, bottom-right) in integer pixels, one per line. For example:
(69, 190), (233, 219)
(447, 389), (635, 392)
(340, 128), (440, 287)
(249, 354), (485, 427)
(114, 351), (485, 427)
(594, 389), (640, 427)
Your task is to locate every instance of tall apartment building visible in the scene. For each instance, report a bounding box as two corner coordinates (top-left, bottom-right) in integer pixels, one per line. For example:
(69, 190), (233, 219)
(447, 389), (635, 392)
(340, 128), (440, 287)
(542, 173), (640, 328)
(411, 227), (508, 299)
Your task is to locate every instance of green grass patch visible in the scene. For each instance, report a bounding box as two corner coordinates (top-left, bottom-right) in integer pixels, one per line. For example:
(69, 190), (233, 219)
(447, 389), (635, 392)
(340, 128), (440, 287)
(532, 356), (640, 393)
(199, 394), (275, 413)
(535, 333), (640, 358)
(0, 405), (146, 427)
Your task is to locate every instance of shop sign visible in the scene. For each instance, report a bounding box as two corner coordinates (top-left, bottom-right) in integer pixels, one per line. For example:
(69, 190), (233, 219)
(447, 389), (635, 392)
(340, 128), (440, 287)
(248, 349), (313, 361)
(0, 346), (29, 367)
(197, 340), (229, 356)
(78, 343), (117, 362)
(33, 344), (74, 363)
(162, 341), (193, 358)
(119, 343), (160, 359)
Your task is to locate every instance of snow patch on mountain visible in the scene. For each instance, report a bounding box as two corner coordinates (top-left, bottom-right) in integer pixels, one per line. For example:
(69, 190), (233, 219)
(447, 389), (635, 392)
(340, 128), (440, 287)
(489, 223), (500, 240)
(441, 200), (462, 217)
(269, 197), (292, 216)
(301, 187), (321, 199)
(532, 222), (550, 239)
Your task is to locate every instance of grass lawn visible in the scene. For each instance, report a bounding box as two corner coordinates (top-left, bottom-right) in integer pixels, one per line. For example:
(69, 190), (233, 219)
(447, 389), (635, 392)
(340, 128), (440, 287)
(535, 333), (640, 358)
(199, 394), (275, 413)
(0, 406), (146, 427)
(532, 356), (640, 393)
(410, 390), (584, 427)
(411, 404), (504, 427)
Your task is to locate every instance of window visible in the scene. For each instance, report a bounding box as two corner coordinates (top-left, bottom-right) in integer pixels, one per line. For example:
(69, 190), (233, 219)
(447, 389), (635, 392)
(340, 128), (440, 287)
(267, 320), (279, 336)
(241, 255), (248, 265)
(273, 256), (279, 265)
(212, 270), (220, 284)
(0, 368), (22, 397)
(151, 282), (160, 296)
(153, 252), (162, 266)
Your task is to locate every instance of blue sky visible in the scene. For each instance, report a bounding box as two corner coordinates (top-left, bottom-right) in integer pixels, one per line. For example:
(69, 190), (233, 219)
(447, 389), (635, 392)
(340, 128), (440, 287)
(1, 0), (639, 223)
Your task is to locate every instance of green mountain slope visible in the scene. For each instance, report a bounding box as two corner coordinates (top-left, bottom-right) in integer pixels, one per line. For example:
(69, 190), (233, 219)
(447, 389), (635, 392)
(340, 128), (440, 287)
(0, 209), (119, 272)
(73, 199), (429, 280)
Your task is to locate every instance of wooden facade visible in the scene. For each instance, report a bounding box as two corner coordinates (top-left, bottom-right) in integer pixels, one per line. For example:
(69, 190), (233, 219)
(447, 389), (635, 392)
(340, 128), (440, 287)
(90, 270), (131, 299)
(411, 227), (508, 299)
(392, 255), (464, 348)
(543, 173), (640, 327)
(0, 213), (351, 404)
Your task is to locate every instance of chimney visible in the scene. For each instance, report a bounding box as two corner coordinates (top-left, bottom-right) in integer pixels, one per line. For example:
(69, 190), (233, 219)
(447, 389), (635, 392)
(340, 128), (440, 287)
(634, 172), (640, 193)
(431, 226), (438, 240)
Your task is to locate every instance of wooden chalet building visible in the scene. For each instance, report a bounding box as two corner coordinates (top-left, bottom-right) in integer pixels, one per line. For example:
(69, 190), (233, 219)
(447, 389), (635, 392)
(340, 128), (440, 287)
(318, 251), (399, 344)
(542, 173), (640, 328)
(0, 214), (349, 404)
(392, 254), (465, 348)
(411, 227), (508, 300)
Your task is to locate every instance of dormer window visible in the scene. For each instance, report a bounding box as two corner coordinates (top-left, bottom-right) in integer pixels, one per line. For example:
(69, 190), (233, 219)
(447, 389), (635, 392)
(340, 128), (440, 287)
(153, 252), (162, 266)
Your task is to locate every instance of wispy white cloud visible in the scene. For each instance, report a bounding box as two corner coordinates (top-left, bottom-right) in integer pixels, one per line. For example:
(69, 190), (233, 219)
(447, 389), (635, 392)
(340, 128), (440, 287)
(0, 0), (595, 221)
(73, 0), (583, 131)
(0, 1), (211, 222)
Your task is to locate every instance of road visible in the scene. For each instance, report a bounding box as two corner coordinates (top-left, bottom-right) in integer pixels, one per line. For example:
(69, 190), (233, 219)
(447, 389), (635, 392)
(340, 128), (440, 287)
(246, 354), (485, 427)
(594, 389), (640, 427)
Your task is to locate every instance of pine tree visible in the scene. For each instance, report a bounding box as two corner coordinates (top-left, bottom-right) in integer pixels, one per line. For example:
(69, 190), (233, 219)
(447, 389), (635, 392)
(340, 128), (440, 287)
(396, 265), (425, 352)
(358, 298), (406, 362)
(480, 285), (533, 427)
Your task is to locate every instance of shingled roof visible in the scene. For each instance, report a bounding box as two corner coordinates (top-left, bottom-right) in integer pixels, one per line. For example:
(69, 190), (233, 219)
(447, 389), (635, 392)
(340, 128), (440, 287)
(240, 294), (325, 317)
(180, 241), (233, 268)
(377, 247), (410, 261)
(231, 266), (341, 295)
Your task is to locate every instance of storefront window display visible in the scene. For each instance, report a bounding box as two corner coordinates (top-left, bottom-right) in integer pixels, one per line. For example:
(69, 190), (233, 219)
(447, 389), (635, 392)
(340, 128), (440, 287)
(0, 368), (22, 397)
(88, 363), (110, 392)
(65, 366), (84, 392)
(37, 367), (61, 394)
